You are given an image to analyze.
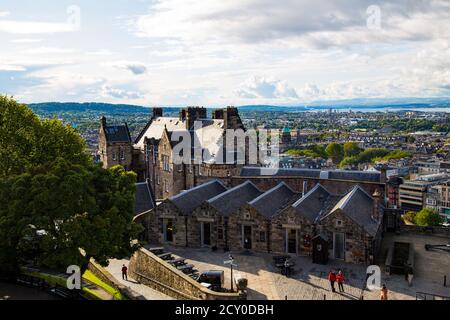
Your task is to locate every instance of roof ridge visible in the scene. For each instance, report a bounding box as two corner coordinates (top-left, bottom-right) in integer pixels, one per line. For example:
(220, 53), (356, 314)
(207, 180), (259, 203)
(248, 182), (294, 205)
(169, 179), (225, 201)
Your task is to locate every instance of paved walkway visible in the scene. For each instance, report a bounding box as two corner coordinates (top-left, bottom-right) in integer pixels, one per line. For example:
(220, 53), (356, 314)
(106, 258), (173, 300)
(162, 232), (450, 300)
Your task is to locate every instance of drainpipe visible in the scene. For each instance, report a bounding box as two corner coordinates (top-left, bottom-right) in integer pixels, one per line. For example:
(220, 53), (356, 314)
(185, 216), (189, 247)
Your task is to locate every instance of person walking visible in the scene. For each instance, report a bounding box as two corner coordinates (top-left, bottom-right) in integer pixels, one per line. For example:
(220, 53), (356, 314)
(328, 269), (336, 292)
(336, 270), (345, 292)
(380, 284), (388, 300)
(284, 258), (291, 277)
(121, 264), (128, 281)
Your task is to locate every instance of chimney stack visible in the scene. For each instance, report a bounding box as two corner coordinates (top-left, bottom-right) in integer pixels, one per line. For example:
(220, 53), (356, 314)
(153, 107), (163, 118)
(372, 189), (381, 222)
(101, 116), (107, 128)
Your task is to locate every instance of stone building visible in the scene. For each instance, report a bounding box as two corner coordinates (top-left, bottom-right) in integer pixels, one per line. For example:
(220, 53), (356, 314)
(98, 106), (248, 200)
(145, 178), (385, 265)
(98, 116), (133, 170)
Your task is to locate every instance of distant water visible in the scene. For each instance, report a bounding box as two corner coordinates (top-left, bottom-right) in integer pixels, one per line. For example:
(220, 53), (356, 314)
(237, 105), (450, 113)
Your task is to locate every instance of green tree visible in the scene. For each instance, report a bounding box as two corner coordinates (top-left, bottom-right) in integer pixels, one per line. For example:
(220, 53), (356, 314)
(0, 96), (142, 275)
(343, 141), (362, 158)
(325, 143), (344, 164)
(414, 208), (443, 227)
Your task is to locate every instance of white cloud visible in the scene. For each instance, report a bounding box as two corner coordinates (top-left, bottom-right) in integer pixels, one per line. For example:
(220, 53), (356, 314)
(11, 38), (43, 44)
(100, 85), (144, 100)
(0, 11), (11, 18)
(0, 64), (26, 71)
(110, 61), (148, 75)
(0, 19), (77, 34)
(235, 76), (299, 101)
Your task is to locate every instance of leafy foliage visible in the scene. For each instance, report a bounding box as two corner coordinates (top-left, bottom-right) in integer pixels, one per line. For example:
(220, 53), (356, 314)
(325, 142), (344, 164)
(0, 96), (142, 275)
(414, 208), (443, 227)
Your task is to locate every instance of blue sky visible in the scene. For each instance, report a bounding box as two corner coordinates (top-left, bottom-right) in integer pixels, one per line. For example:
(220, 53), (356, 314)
(1, 0), (449, 106)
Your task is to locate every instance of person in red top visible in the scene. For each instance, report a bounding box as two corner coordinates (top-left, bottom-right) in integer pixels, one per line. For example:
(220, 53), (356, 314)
(328, 270), (336, 292)
(336, 270), (345, 292)
(121, 264), (128, 281)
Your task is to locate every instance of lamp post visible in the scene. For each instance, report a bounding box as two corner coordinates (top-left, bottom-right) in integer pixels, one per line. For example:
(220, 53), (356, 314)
(224, 254), (237, 292)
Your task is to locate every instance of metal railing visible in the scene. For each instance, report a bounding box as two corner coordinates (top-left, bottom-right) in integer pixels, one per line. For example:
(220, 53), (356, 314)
(416, 291), (450, 300)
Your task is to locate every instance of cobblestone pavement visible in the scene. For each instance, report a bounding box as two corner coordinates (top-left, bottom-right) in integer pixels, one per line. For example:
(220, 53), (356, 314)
(106, 258), (173, 300)
(162, 232), (450, 300)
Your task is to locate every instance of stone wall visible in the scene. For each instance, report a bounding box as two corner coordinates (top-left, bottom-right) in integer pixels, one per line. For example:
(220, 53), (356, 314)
(128, 248), (243, 300)
(399, 224), (450, 237)
(87, 258), (146, 300)
(271, 207), (315, 255)
(319, 209), (382, 265)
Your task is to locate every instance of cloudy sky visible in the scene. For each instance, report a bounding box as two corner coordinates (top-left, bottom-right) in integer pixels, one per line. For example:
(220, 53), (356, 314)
(0, 0), (449, 106)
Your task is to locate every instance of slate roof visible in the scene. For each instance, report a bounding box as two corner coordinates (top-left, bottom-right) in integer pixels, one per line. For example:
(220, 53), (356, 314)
(291, 184), (334, 223)
(104, 124), (132, 143)
(134, 181), (155, 217)
(169, 179), (227, 215)
(207, 181), (263, 216)
(248, 182), (299, 218)
(239, 167), (381, 183)
(134, 116), (226, 162)
(322, 185), (381, 236)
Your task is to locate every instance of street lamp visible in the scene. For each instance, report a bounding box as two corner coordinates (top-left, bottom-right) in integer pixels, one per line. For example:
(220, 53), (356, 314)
(224, 254), (237, 292)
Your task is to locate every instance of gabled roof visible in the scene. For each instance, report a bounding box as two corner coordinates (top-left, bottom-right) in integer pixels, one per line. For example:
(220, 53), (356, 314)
(207, 181), (263, 216)
(134, 181), (155, 217)
(135, 116), (226, 163)
(248, 182), (299, 218)
(169, 179), (227, 215)
(104, 124), (132, 143)
(291, 184), (333, 223)
(322, 185), (381, 236)
(135, 117), (186, 148)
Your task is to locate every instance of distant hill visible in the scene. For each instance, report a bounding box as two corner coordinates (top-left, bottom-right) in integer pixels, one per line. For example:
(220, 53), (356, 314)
(28, 102), (151, 113)
(27, 99), (450, 114)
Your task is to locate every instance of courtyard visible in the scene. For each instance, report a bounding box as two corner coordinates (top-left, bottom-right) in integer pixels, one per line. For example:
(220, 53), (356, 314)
(149, 232), (450, 300)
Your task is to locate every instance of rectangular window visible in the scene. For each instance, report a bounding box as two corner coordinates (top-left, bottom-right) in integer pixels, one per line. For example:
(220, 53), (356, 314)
(259, 231), (266, 242)
(120, 150), (125, 160)
(218, 228), (223, 240)
(112, 152), (117, 161)
(163, 155), (170, 171)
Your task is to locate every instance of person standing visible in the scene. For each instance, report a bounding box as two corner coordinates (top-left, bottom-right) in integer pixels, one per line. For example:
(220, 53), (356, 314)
(121, 264), (128, 281)
(336, 270), (345, 292)
(380, 284), (388, 300)
(284, 258), (291, 277)
(328, 270), (336, 292)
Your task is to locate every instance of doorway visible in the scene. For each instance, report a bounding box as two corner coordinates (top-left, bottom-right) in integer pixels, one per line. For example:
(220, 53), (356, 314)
(243, 225), (252, 249)
(201, 222), (211, 246)
(286, 229), (298, 254)
(163, 219), (173, 242)
(333, 232), (345, 260)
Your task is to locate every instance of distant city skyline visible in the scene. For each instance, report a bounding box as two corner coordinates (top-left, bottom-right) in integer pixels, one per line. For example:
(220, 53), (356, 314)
(1, 0), (450, 106)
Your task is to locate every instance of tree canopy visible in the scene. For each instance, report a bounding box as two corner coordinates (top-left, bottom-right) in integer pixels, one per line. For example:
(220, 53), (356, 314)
(325, 142), (344, 164)
(414, 208), (443, 227)
(0, 96), (142, 276)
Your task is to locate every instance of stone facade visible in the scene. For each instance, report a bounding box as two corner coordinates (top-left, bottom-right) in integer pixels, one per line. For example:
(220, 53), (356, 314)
(146, 179), (384, 265)
(99, 106), (248, 200)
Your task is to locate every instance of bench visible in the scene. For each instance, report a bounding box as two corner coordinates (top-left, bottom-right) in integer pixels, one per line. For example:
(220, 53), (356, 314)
(157, 252), (173, 260)
(168, 258), (186, 267)
(149, 247), (165, 255)
(177, 264), (195, 274)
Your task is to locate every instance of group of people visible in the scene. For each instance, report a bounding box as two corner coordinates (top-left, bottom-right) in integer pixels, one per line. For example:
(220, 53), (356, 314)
(327, 269), (345, 293)
(328, 269), (389, 300)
